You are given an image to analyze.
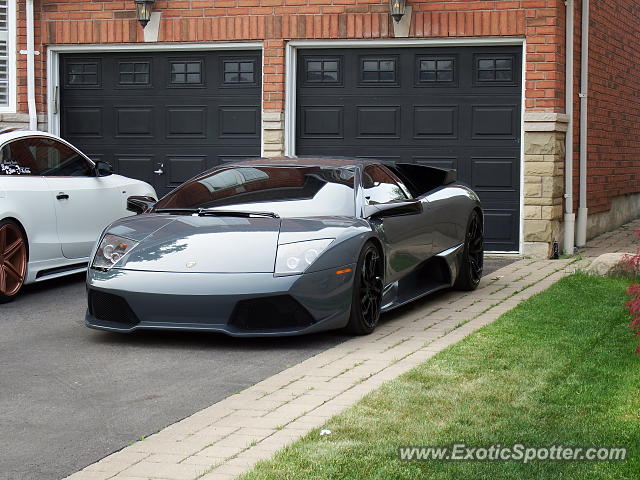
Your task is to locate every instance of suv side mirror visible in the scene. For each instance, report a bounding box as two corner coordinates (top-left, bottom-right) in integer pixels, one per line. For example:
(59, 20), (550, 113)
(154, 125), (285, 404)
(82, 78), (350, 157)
(364, 200), (423, 219)
(95, 160), (113, 177)
(127, 195), (156, 215)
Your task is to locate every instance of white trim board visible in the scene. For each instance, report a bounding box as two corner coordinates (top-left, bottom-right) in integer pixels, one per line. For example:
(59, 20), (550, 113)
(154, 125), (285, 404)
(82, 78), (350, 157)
(0, 0), (17, 113)
(285, 38), (526, 254)
(46, 41), (263, 136)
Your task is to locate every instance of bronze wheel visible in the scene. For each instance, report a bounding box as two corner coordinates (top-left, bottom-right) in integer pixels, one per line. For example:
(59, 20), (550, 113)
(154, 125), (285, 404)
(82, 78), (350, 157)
(0, 220), (28, 302)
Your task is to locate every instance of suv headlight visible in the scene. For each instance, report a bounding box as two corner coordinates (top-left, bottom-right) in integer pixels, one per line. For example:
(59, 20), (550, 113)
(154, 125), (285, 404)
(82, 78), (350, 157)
(275, 239), (334, 276)
(92, 234), (138, 271)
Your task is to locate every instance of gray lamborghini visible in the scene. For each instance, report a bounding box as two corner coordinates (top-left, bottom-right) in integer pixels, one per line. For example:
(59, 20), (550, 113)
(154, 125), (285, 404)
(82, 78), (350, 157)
(85, 157), (483, 336)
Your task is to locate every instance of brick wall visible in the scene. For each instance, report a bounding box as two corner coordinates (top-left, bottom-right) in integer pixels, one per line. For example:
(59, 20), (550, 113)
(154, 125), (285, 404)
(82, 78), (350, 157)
(580, 0), (640, 214)
(26, 0), (566, 116)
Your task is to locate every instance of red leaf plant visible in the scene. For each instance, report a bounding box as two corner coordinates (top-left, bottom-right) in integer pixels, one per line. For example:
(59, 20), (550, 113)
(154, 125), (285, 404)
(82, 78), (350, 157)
(624, 229), (640, 354)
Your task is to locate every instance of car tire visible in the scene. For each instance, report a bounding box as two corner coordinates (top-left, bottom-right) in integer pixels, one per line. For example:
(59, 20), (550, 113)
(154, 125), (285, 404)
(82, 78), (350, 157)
(345, 242), (383, 335)
(454, 210), (484, 291)
(0, 219), (28, 304)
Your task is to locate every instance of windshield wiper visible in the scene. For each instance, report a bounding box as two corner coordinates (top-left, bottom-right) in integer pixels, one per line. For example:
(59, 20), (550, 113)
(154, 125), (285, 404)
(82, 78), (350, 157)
(154, 208), (279, 218)
(197, 209), (279, 218)
(154, 208), (200, 215)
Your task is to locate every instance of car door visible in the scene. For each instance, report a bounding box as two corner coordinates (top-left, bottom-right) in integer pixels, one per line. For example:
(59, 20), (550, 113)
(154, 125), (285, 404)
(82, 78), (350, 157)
(0, 140), (59, 262)
(8, 136), (124, 259)
(363, 165), (433, 284)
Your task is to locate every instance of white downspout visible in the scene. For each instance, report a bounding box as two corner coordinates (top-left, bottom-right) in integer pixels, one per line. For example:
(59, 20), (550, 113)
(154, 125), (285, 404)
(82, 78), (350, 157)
(563, 0), (575, 255)
(26, 0), (37, 131)
(576, 0), (589, 246)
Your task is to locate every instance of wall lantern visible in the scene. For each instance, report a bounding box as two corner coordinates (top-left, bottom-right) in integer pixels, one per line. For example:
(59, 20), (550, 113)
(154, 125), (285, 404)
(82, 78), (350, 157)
(389, 0), (407, 22)
(134, 0), (156, 28)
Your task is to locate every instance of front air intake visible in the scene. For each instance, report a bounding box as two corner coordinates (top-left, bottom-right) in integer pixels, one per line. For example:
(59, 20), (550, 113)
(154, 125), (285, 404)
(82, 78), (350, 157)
(229, 295), (314, 331)
(88, 290), (140, 326)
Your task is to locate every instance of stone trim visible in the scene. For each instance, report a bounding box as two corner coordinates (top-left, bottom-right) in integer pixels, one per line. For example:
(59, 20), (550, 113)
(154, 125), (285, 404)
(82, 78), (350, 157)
(523, 112), (569, 132)
(262, 111), (284, 158)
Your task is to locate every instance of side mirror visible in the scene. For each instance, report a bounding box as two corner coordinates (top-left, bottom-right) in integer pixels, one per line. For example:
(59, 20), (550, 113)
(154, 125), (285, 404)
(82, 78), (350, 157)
(95, 160), (113, 177)
(364, 200), (423, 219)
(127, 195), (156, 215)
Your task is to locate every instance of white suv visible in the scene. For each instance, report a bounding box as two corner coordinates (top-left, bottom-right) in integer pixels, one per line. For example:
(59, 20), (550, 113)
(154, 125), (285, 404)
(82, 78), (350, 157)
(0, 129), (156, 303)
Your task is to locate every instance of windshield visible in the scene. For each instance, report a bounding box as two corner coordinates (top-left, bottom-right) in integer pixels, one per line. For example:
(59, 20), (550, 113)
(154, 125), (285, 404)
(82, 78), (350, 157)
(154, 165), (356, 217)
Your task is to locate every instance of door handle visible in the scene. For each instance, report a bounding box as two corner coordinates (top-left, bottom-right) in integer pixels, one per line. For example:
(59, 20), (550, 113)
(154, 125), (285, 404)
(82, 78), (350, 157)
(154, 163), (164, 175)
(56, 193), (69, 200)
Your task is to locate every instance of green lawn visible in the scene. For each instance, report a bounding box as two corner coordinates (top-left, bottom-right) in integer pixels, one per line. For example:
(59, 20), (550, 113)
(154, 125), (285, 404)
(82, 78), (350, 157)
(241, 274), (640, 480)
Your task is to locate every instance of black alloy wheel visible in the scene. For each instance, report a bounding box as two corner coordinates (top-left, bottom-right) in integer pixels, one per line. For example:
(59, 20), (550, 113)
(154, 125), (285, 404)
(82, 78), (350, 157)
(346, 242), (383, 335)
(455, 210), (484, 291)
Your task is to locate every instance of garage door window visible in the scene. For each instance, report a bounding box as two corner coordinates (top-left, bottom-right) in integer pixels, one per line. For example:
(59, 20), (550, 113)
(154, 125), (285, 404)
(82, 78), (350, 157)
(119, 61), (150, 85)
(304, 58), (340, 84)
(360, 57), (397, 84)
(66, 61), (100, 87)
(223, 60), (255, 84)
(417, 57), (455, 84)
(476, 56), (514, 83)
(170, 61), (202, 85)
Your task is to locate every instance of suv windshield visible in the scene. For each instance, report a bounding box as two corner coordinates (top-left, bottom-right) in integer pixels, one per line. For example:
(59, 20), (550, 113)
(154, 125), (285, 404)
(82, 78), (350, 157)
(154, 165), (356, 218)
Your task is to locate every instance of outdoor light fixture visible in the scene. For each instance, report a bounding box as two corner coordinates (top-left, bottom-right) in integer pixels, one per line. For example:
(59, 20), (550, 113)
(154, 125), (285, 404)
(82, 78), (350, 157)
(134, 0), (155, 28)
(389, 0), (407, 22)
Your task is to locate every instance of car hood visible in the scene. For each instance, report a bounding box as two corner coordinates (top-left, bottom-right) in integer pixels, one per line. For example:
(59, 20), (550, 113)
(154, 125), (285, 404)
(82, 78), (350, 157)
(112, 215), (281, 273)
(105, 214), (371, 274)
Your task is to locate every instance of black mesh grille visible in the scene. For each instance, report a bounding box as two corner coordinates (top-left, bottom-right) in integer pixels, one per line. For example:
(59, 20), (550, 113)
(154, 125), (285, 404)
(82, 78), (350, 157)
(88, 290), (139, 326)
(230, 295), (314, 331)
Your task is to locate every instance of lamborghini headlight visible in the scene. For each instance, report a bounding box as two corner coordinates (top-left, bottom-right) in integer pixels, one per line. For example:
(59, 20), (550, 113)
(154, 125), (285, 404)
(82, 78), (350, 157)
(275, 239), (334, 276)
(92, 234), (138, 270)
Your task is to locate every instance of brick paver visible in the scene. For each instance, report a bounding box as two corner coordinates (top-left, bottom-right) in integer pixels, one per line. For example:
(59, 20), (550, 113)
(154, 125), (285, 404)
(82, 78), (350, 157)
(64, 220), (639, 480)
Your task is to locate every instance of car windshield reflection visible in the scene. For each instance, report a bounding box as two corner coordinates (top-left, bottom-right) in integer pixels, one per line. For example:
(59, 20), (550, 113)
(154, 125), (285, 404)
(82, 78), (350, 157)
(155, 165), (356, 217)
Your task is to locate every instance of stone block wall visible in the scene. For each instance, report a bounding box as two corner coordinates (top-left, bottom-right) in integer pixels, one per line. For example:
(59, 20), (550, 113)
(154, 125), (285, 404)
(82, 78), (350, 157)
(523, 112), (568, 257)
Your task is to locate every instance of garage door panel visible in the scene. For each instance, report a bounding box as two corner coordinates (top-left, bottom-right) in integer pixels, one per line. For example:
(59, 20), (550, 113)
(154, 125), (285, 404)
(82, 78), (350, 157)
(218, 107), (260, 137)
(356, 106), (400, 138)
(483, 210), (519, 251)
(299, 106), (344, 138)
(413, 156), (458, 171)
(115, 107), (155, 138)
(164, 155), (207, 188)
(114, 154), (156, 181)
(165, 106), (207, 139)
(413, 106), (459, 139)
(297, 46), (521, 251)
(471, 157), (518, 191)
(63, 107), (103, 138)
(61, 50), (261, 196)
(471, 105), (518, 139)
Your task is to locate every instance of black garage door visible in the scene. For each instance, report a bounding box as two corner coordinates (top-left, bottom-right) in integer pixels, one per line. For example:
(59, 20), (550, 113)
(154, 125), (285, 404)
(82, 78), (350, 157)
(60, 50), (261, 197)
(296, 46), (521, 252)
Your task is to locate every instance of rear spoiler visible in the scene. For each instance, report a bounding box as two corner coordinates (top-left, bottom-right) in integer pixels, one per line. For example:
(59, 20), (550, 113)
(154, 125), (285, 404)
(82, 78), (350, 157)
(394, 163), (457, 193)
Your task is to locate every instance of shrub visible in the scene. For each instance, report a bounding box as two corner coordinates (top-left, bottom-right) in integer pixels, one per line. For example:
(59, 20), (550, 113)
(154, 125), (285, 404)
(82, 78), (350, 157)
(624, 229), (640, 354)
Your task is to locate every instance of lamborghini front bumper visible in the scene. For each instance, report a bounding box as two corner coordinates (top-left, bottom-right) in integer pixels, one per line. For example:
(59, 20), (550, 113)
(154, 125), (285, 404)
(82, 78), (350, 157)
(85, 266), (356, 337)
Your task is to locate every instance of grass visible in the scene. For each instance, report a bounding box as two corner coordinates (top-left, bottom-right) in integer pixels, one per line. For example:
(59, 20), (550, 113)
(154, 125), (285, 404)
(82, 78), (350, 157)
(240, 274), (640, 480)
